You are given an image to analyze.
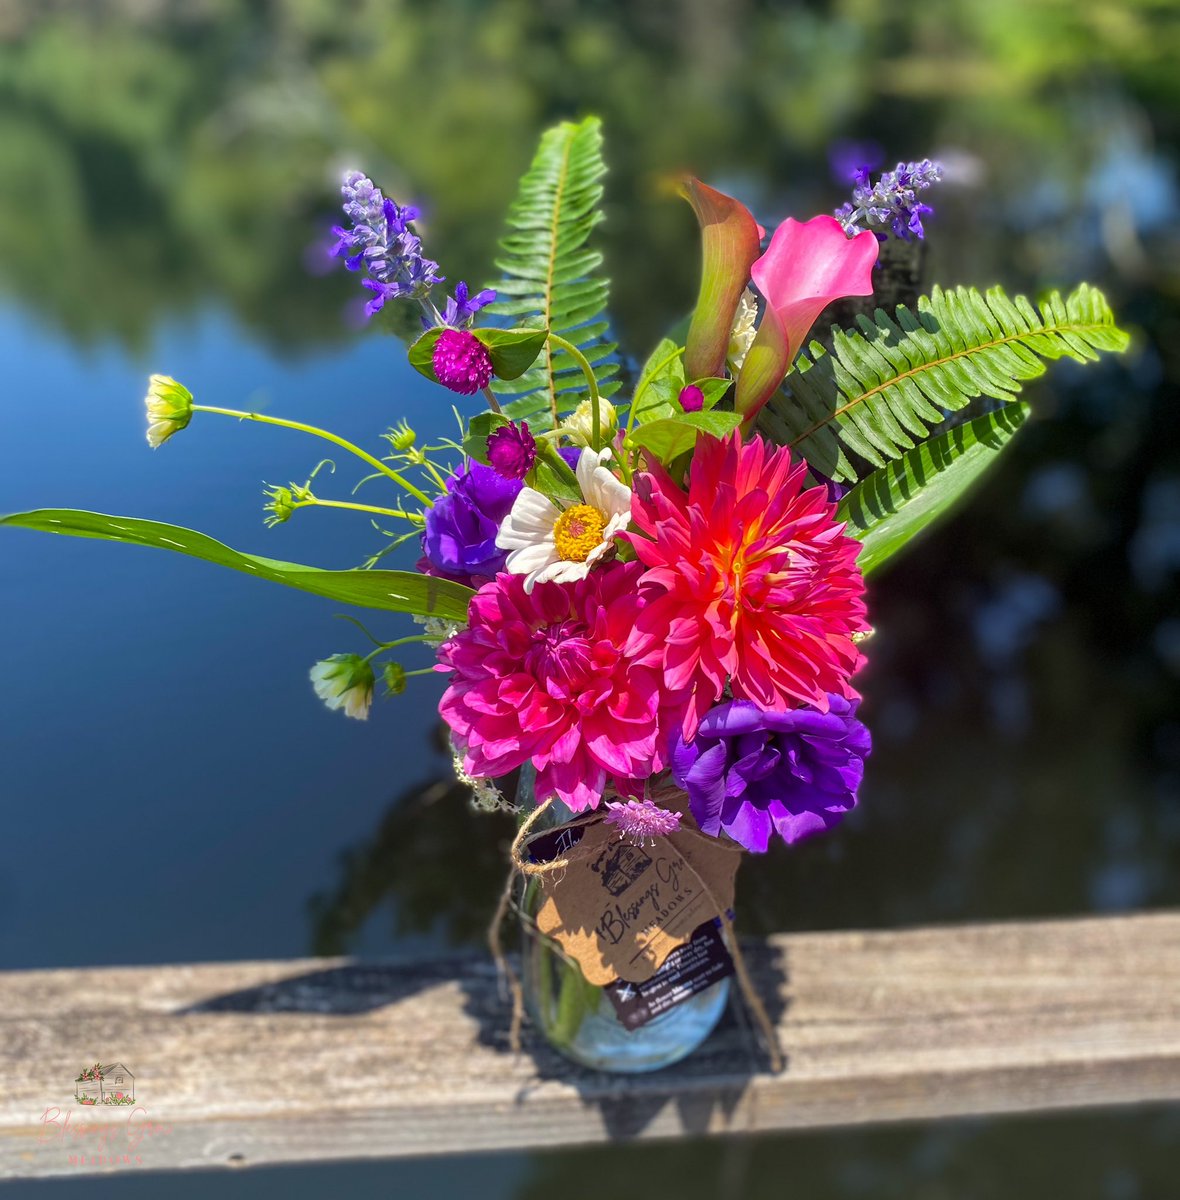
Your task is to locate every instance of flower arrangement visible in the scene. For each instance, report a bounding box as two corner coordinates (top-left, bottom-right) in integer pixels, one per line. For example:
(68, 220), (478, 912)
(6, 119), (1128, 1066)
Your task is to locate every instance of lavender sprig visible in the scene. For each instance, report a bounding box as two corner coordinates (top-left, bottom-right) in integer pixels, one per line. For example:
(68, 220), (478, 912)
(835, 159), (943, 241)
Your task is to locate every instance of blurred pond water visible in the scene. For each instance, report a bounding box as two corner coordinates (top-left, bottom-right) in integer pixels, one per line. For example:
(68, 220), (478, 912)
(2, 2), (1180, 1197)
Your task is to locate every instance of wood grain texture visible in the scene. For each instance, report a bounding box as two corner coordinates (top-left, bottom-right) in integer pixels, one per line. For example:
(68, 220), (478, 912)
(2, 911), (1178, 1177)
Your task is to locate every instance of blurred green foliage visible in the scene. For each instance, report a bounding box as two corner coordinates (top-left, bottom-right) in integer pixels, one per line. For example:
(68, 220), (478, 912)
(2, 0), (1178, 353)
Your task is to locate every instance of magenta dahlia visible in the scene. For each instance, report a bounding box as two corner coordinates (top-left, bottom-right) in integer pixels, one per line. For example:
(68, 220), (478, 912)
(438, 562), (676, 812)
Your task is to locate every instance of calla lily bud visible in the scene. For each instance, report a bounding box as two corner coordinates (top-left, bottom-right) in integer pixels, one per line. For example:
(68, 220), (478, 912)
(309, 654), (374, 720)
(679, 178), (764, 381)
(144, 374), (193, 448)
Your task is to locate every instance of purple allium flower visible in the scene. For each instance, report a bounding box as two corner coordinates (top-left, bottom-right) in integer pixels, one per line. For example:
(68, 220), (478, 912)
(604, 798), (682, 844)
(419, 462), (522, 586)
(835, 159), (943, 242)
(331, 171), (444, 316)
(671, 696), (870, 853)
(487, 420), (536, 480)
(678, 385), (705, 413)
(442, 281), (497, 328)
(433, 329), (494, 395)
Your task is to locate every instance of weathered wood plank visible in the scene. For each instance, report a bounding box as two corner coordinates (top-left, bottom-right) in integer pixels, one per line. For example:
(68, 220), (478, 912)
(2, 912), (1178, 1177)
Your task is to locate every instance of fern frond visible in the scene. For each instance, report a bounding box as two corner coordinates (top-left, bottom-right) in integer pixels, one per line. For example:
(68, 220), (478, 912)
(484, 117), (620, 425)
(760, 283), (1129, 483)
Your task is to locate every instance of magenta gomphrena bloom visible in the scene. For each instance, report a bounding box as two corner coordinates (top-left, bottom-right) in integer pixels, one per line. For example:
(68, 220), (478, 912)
(677, 385), (704, 413)
(486, 420), (536, 480)
(629, 431), (869, 741)
(437, 562), (678, 813)
(432, 329), (494, 395)
(604, 798), (682, 843)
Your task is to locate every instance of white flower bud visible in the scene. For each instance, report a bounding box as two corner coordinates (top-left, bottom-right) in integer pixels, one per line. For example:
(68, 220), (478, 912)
(144, 374), (193, 448)
(309, 654), (374, 720)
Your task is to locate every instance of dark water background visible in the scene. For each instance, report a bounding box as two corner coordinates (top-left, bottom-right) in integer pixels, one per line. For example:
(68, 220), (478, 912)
(2, 1), (1180, 1195)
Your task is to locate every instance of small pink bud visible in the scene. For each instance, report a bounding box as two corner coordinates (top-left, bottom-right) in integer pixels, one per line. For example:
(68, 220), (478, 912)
(678, 385), (705, 413)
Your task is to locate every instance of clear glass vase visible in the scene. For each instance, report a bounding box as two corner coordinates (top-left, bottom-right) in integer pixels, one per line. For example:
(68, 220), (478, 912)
(516, 767), (731, 1073)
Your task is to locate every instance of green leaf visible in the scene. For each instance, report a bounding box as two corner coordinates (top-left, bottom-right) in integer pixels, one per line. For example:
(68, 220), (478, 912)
(461, 411), (510, 465)
(761, 283), (1130, 483)
(408, 328), (443, 383)
(631, 338), (686, 423)
(626, 410), (743, 463)
(527, 443), (582, 504)
(1, 510), (473, 621)
(478, 328), (548, 380)
(408, 327), (547, 386)
(838, 404), (1030, 576)
(485, 117), (621, 425)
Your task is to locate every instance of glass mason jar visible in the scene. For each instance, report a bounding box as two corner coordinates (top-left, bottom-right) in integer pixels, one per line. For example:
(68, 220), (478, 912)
(516, 765), (731, 1073)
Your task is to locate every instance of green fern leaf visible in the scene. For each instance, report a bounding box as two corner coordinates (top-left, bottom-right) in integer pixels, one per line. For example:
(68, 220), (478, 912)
(760, 283), (1129, 483)
(484, 117), (620, 426)
(838, 403), (1030, 576)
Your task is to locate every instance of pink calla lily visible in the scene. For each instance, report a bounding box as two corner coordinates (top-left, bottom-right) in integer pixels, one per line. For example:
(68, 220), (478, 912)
(735, 215), (879, 425)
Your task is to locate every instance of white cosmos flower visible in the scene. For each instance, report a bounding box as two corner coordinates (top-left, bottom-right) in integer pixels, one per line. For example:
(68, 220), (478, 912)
(309, 654), (375, 720)
(495, 447), (632, 593)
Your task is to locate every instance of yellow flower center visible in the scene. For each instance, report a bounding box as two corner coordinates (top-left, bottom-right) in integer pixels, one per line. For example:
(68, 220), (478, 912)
(553, 503), (607, 562)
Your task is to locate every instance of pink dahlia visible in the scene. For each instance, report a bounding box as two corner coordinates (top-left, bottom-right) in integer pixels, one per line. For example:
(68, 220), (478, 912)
(438, 562), (673, 812)
(628, 432), (869, 740)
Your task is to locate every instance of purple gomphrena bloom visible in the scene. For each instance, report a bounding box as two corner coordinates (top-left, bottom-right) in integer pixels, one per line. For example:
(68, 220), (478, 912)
(604, 798), (682, 844)
(486, 420), (536, 481)
(418, 462), (522, 587)
(433, 329), (494, 395)
(671, 696), (870, 853)
(835, 159), (943, 242)
(678, 385), (705, 413)
(331, 171), (444, 316)
(442, 281), (498, 328)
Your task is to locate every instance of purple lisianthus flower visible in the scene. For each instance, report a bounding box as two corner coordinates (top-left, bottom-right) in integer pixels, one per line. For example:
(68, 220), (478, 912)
(419, 462), (522, 586)
(672, 696), (870, 853)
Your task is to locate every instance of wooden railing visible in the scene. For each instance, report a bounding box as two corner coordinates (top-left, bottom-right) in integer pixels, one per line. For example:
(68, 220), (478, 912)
(2, 911), (1178, 1177)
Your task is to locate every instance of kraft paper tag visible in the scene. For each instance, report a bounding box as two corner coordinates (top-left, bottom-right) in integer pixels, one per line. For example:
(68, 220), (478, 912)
(527, 812), (741, 986)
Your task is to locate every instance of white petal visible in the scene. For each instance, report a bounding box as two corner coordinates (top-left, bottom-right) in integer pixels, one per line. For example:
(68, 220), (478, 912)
(506, 542), (557, 574)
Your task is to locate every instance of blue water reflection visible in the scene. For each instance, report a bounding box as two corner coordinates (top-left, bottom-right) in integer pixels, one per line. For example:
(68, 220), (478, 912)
(1, 305), (449, 967)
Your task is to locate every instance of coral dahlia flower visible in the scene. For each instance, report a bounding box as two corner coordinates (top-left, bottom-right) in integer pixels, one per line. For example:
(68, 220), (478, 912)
(628, 433), (869, 740)
(438, 561), (672, 812)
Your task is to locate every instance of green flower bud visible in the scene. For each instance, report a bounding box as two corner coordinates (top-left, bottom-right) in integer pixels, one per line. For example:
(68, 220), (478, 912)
(144, 374), (193, 448)
(382, 661), (407, 695)
(309, 654), (374, 720)
(388, 420), (417, 451)
(263, 484), (296, 527)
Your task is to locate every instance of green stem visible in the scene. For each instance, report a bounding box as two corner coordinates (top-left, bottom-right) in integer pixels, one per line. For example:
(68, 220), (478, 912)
(548, 334), (601, 451)
(361, 636), (432, 664)
(480, 386), (504, 416)
(193, 406), (434, 507)
(294, 497), (420, 521)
